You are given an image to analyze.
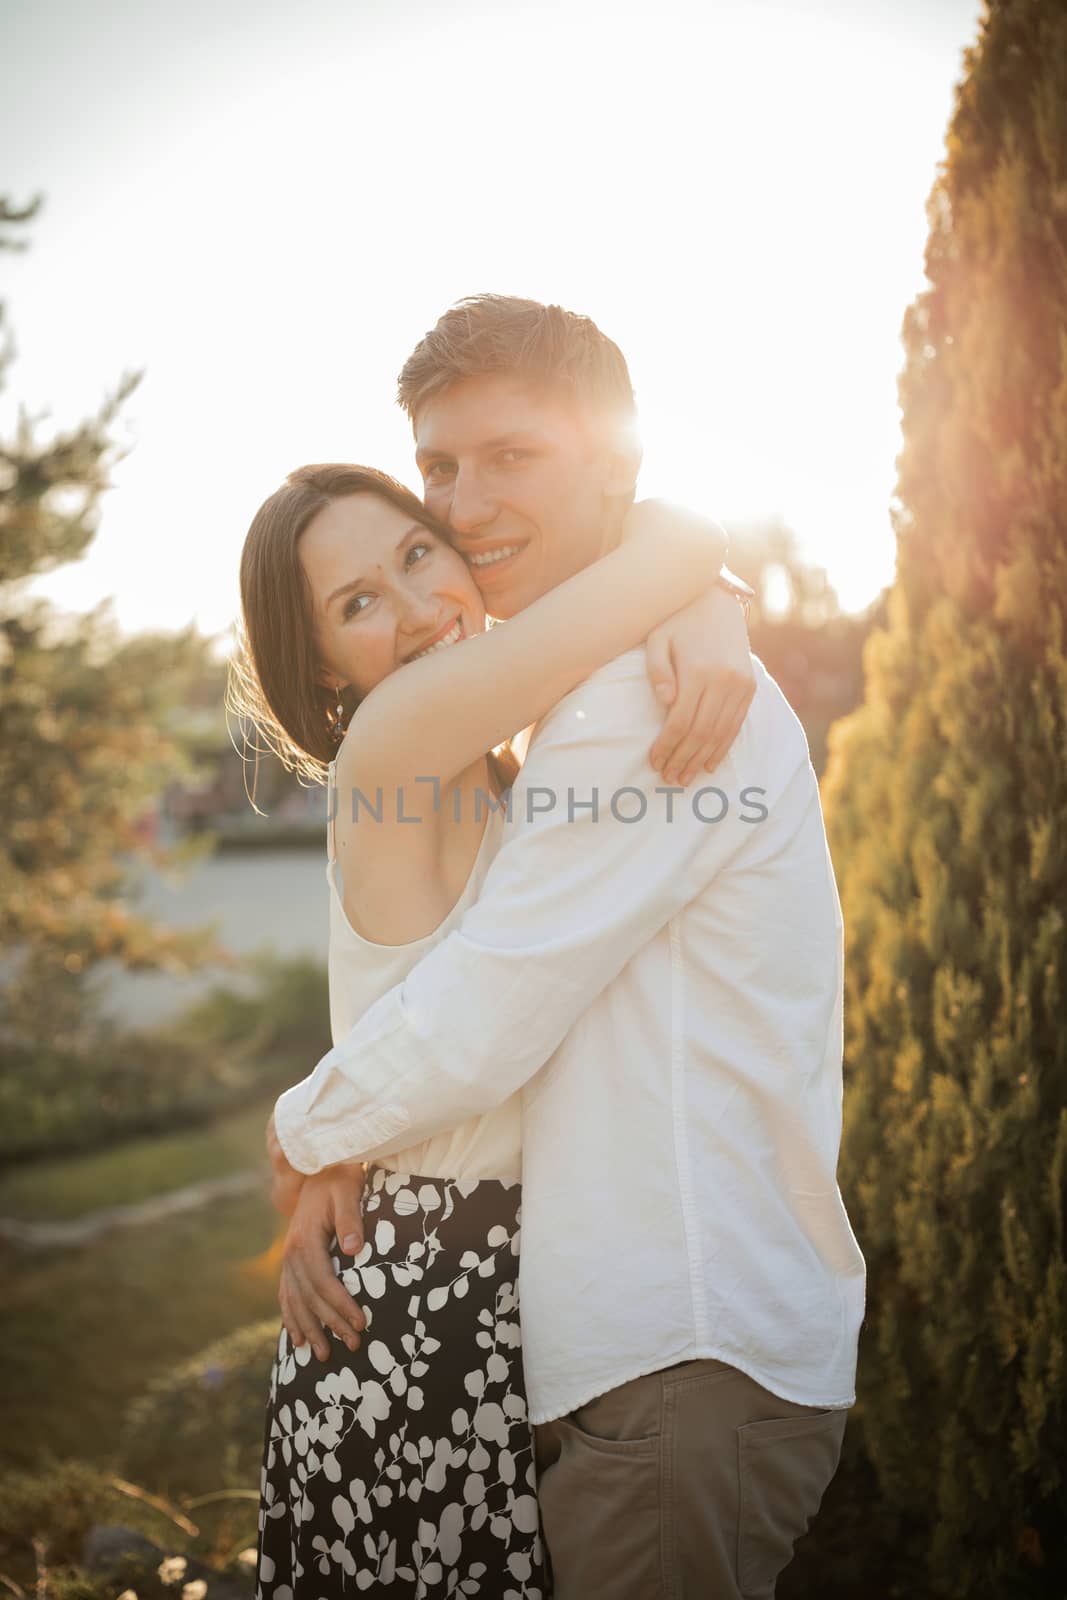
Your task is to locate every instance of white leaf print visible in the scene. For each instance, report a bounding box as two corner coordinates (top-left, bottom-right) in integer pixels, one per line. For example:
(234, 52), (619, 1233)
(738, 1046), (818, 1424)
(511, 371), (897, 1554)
(331, 1494), (354, 1534)
(356, 1379), (391, 1437)
(437, 1501), (465, 1565)
(417, 1184), (442, 1209)
(374, 1219), (396, 1253)
(512, 1494), (540, 1534)
(367, 1340), (394, 1375)
(360, 1265), (387, 1299)
(487, 1225), (509, 1248)
(427, 1285), (449, 1312)
(464, 1473), (486, 1507)
(473, 1401), (508, 1445)
(487, 1352), (509, 1385)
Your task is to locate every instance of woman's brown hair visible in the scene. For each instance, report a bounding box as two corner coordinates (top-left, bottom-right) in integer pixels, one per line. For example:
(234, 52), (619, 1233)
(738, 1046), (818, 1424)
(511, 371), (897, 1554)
(227, 463), (519, 800)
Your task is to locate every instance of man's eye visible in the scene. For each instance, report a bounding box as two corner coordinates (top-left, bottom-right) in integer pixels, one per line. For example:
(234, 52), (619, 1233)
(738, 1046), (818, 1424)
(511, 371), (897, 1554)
(424, 461), (454, 481)
(497, 449), (528, 465)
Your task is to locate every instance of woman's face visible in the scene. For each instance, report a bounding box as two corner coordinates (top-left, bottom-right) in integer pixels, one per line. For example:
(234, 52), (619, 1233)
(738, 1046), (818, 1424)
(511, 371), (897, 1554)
(301, 492), (486, 700)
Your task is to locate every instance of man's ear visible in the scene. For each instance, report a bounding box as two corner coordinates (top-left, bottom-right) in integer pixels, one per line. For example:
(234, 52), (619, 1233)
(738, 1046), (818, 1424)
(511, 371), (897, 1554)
(603, 436), (643, 499)
(600, 414), (643, 498)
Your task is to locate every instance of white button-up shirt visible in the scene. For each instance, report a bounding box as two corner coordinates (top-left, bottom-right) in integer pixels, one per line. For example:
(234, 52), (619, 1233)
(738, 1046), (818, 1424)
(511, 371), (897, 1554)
(275, 651), (866, 1424)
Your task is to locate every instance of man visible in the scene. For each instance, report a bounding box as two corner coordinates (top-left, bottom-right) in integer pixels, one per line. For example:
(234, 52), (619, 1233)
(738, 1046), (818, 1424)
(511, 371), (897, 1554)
(269, 295), (866, 1597)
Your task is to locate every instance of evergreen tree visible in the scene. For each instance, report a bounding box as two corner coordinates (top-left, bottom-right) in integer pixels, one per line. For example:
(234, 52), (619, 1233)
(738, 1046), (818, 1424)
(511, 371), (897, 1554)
(822, 3), (1067, 1592)
(0, 197), (211, 1060)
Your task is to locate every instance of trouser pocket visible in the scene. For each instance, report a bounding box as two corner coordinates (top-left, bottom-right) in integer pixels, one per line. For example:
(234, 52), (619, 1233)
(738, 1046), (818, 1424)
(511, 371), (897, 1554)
(535, 1375), (664, 1600)
(736, 1407), (847, 1599)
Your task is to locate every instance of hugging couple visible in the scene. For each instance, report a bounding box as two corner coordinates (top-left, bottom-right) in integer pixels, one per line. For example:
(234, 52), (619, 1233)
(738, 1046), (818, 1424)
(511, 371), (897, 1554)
(236, 294), (866, 1599)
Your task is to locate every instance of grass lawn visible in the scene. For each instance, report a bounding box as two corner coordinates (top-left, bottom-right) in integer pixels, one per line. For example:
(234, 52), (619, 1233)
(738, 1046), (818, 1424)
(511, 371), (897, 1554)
(0, 1098), (274, 1221)
(0, 1096), (285, 1474)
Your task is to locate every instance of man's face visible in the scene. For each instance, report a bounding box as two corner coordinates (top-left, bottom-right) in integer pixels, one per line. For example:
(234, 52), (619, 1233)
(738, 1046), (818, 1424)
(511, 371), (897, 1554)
(414, 374), (625, 619)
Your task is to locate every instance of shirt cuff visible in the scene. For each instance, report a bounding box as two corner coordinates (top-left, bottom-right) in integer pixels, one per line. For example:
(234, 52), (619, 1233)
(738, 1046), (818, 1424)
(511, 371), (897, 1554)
(273, 1075), (412, 1175)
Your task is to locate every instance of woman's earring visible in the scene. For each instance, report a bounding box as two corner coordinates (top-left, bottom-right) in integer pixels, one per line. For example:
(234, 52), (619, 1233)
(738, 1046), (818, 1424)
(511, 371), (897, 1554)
(330, 684), (346, 744)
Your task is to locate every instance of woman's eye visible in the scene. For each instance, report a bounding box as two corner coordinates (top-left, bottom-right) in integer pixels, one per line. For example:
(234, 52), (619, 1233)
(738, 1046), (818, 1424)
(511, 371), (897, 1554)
(343, 593), (372, 621)
(498, 449), (529, 466)
(406, 541), (433, 566)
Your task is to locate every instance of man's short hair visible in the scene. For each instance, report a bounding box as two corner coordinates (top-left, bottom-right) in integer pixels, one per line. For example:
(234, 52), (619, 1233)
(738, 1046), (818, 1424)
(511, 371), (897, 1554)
(397, 294), (639, 449)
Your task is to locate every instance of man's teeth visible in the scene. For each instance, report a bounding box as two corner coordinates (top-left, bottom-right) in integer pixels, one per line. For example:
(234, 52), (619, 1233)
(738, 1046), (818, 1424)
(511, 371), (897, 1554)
(410, 619), (463, 661)
(467, 544), (521, 568)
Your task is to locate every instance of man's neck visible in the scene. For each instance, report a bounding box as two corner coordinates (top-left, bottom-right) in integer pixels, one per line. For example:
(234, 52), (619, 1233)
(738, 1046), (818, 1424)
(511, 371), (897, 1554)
(591, 498), (628, 563)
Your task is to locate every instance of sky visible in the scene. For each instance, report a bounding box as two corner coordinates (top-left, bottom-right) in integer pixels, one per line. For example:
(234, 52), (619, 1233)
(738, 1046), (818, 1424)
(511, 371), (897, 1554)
(2, 0), (984, 645)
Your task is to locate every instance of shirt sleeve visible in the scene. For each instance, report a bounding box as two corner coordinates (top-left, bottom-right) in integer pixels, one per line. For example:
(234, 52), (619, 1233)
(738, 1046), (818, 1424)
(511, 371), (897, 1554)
(274, 651), (795, 1174)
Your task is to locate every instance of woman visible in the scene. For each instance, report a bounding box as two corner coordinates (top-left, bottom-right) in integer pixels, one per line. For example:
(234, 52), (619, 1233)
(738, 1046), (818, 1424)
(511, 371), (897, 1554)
(233, 464), (738, 1598)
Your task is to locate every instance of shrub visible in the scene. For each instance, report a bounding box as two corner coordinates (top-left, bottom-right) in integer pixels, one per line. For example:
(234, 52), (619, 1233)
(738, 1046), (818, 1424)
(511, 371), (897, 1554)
(0, 954), (330, 1164)
(121, 1321), (280, 1499)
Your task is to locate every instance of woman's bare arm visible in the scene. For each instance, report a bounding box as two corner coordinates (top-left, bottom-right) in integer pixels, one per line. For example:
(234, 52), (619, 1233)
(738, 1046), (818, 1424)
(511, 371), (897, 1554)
(339, 500), (725, 797)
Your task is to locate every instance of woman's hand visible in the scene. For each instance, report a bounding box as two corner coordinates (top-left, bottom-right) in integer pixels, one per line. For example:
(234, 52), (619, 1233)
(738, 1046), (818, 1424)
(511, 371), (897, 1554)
(278, 1163), (369, 1362)
(266, 1111), (304, 1216)
(646, 588), (756, 785)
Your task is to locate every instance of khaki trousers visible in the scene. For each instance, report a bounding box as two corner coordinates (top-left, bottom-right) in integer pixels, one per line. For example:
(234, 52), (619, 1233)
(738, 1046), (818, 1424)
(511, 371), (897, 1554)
(533, 1359), (847, 1599)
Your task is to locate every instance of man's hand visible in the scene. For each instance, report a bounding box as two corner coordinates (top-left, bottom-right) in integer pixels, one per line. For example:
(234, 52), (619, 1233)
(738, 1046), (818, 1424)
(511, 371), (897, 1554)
(646, 587), (756, 785)
(279, 1163), (369, 1362)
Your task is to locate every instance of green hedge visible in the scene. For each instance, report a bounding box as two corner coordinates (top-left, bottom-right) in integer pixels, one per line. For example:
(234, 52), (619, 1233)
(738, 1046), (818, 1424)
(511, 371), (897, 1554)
(0, 954), (330, 1164)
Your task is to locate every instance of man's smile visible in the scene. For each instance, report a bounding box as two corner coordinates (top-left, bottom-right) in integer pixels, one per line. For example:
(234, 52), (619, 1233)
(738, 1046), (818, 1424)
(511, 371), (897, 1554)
(459, 541), (528, 577)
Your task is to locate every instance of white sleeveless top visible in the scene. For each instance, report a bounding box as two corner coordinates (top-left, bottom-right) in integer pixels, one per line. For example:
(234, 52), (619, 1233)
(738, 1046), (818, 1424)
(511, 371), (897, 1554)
(325, 760), (521, 1181)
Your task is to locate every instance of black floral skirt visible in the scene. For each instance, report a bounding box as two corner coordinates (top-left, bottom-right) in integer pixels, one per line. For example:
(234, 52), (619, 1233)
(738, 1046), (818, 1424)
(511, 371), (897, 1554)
(256, 1165), (545, 1598)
